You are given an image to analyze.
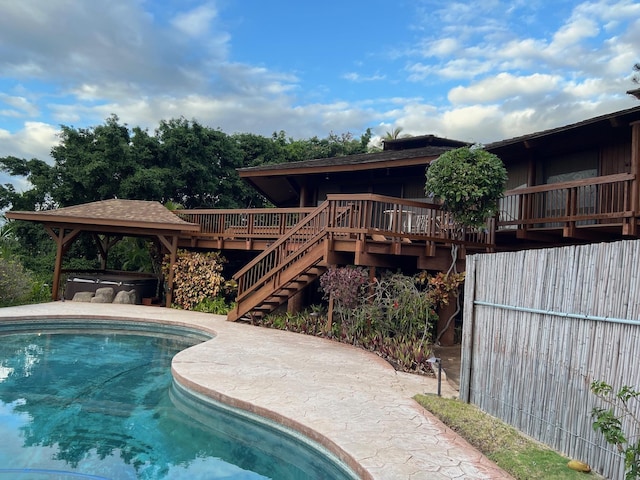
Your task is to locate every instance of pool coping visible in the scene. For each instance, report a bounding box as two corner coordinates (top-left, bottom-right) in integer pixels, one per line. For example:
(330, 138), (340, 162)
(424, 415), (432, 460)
(0, 303), (512, 480)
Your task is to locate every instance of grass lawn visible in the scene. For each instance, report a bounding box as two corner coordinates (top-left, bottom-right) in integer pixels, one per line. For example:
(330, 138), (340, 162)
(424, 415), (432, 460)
(415, 394), (604, 480)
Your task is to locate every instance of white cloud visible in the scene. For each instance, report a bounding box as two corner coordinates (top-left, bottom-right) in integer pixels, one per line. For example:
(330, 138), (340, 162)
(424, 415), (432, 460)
(0, 94), (39, 117)
(0, 122), (58, 168)
(343, 72), (386, 82)
(449, 73), (561, 104)
(172, 4), (219, 38)
(426, 38), (460, 57)
(1, 0), (640, 188)
(550, 16), (599, 52)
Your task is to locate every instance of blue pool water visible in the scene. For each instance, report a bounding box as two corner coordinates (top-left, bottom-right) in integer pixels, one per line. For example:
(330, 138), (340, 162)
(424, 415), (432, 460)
(0, 324), (357, 480)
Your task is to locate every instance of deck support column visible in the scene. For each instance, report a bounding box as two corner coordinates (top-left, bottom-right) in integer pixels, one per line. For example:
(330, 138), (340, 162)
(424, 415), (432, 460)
(628, 121), (640, 236)
(287, 290), (304, 315)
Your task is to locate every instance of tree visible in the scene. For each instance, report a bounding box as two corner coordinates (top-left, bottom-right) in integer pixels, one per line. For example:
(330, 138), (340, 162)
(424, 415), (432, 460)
(153, 118), (246, 208)
(0, 116), (378, 278)
(591, 380), (640, 479)
(51, 115), (136, 205)
(425, 146), (507, 228)
(384, 127), (406, 140)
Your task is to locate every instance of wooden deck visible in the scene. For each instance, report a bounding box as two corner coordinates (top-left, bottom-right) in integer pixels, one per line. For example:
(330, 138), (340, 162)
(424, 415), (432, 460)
(175, 175), (640, 320)
(497, 173), (638, 246)
(176, 194), (495, 320)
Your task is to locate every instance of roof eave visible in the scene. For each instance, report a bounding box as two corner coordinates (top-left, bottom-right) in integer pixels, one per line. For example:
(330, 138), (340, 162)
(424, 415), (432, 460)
(5, 211), (200, 232)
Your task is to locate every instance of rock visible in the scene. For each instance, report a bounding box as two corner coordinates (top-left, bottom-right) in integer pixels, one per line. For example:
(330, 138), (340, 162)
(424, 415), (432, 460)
(72, 291), (95, 302)
(113, 289), (136, 304)
(91, 287), (115, 303)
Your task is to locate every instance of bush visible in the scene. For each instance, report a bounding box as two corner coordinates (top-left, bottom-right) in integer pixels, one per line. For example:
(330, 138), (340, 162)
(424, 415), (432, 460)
(316, 268), (439, 372)
(257, 268), (465, 374)
(0, 257), (34, 306)
(163, 250), (226, 310)
(193, 297), (235, 315)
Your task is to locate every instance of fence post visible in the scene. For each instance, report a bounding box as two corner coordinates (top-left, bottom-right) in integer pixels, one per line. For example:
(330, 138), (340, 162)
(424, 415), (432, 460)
(459, 255), (476, 402)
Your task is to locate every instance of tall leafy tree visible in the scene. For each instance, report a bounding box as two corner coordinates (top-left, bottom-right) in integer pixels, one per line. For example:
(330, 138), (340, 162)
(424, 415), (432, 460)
(0, 116), (377, 277)
(51, 115), (135, 205)
(154, 118), (245, 208)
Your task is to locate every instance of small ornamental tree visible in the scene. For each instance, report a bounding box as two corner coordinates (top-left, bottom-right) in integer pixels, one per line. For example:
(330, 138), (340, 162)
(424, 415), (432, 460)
(425, 146), (507, 228)
(591, 380), (640, 479)
(163, 250), (225, 310)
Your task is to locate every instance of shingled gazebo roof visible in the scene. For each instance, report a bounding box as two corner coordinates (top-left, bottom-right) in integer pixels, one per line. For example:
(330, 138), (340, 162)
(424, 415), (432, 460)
(6, 199), (200, 233)
(5, 199), (200, 306)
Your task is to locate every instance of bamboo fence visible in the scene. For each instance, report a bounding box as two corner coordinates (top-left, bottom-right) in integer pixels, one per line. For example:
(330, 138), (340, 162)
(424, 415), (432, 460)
(460, 240), (640, 479)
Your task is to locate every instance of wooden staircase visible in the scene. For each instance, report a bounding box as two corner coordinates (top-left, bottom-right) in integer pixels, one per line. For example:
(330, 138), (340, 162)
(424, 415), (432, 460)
(227, 201), (336, 321)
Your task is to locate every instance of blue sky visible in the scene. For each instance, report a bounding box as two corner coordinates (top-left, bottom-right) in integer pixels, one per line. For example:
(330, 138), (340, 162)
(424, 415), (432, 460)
(1, 0), (640, 189)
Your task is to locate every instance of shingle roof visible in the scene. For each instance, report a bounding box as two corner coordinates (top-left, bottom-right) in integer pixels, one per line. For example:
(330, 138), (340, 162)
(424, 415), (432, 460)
(486, 104), (640, 150)
(238, 145), (453, 174)
(6, 199), (199, 231)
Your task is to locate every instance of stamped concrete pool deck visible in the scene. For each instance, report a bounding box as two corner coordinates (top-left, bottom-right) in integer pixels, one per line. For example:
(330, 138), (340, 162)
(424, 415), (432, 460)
(0, 302), (512, 480)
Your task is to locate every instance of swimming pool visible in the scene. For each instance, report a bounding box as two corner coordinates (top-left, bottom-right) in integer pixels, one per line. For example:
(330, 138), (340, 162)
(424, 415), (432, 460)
(0, 321), (358, 479)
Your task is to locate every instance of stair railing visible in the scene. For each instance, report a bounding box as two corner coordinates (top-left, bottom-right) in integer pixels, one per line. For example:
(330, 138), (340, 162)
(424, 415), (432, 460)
(233, 200), (338, 304)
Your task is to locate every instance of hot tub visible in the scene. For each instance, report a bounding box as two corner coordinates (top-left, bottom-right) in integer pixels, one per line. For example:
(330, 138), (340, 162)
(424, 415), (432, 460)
(64, 273), (160, 304)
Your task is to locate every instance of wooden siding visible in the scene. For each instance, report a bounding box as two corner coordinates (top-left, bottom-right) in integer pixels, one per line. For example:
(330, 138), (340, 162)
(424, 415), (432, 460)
(600, 142), (631, 176)
(461, 241), (640, 479)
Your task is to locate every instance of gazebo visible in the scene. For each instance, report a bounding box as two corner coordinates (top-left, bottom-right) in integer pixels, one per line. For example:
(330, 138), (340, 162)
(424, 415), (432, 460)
(5, 199), (200, 307)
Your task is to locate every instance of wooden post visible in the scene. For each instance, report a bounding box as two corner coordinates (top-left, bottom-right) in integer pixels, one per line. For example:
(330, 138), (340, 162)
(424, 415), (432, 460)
(287, 290), (304, 314)
(44, 226), (81, 301)
(437, 296), (457, 346)
(52, 232), (65, 301)
(628, 121), (640, 235)
(459, 256), (476, 402)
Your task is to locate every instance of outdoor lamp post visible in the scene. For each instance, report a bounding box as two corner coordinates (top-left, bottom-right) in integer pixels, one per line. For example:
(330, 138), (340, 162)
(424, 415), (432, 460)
(427, 356), (442, 396)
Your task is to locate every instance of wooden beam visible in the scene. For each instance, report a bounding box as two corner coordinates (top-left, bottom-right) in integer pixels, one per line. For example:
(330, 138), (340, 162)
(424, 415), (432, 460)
(417, 253), (464, 271)
(93, 234), (122, 269)
(43, 226), (81, 301)
(629, 122), (640, 235)
(515, 229), (560, 243)
(353, 252), (401, 268)
(564, 228), (614, 242)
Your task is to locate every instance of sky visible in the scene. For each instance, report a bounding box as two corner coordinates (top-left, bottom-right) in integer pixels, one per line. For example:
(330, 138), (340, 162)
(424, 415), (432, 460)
(1, 0), (640, 189)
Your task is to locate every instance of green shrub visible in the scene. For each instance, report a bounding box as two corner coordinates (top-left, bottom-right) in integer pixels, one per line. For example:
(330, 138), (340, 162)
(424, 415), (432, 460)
(0, 257), (33, 306)
(591, 380), (640, 479)
(426, 146), (506, 227)
(163, 250), (226, 310)
(193, 297), (235, 315)
(28, 280), (52, 304)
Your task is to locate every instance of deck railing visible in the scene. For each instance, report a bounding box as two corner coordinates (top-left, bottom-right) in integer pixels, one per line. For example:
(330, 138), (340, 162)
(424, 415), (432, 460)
(175, 207), (314, 238)
(498, 173), (635, 231)
(233, 194), (494, 298)
(326, 194), (494, 247)
(176, 196), (495, 247)
(233, 201), (332, 300)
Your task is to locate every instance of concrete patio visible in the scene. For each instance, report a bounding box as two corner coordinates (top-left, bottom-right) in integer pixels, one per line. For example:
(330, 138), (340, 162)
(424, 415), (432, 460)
(0, 302), (512, 479)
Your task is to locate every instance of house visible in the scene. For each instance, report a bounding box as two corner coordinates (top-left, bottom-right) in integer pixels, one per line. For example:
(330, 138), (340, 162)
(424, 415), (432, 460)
(489, 104), (640, 248)
(7, 105), (640, 345)
(181, 104), (640, 337)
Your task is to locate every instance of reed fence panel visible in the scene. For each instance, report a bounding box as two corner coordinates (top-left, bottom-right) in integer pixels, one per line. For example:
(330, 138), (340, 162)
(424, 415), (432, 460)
(461, 240), (640, 479)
